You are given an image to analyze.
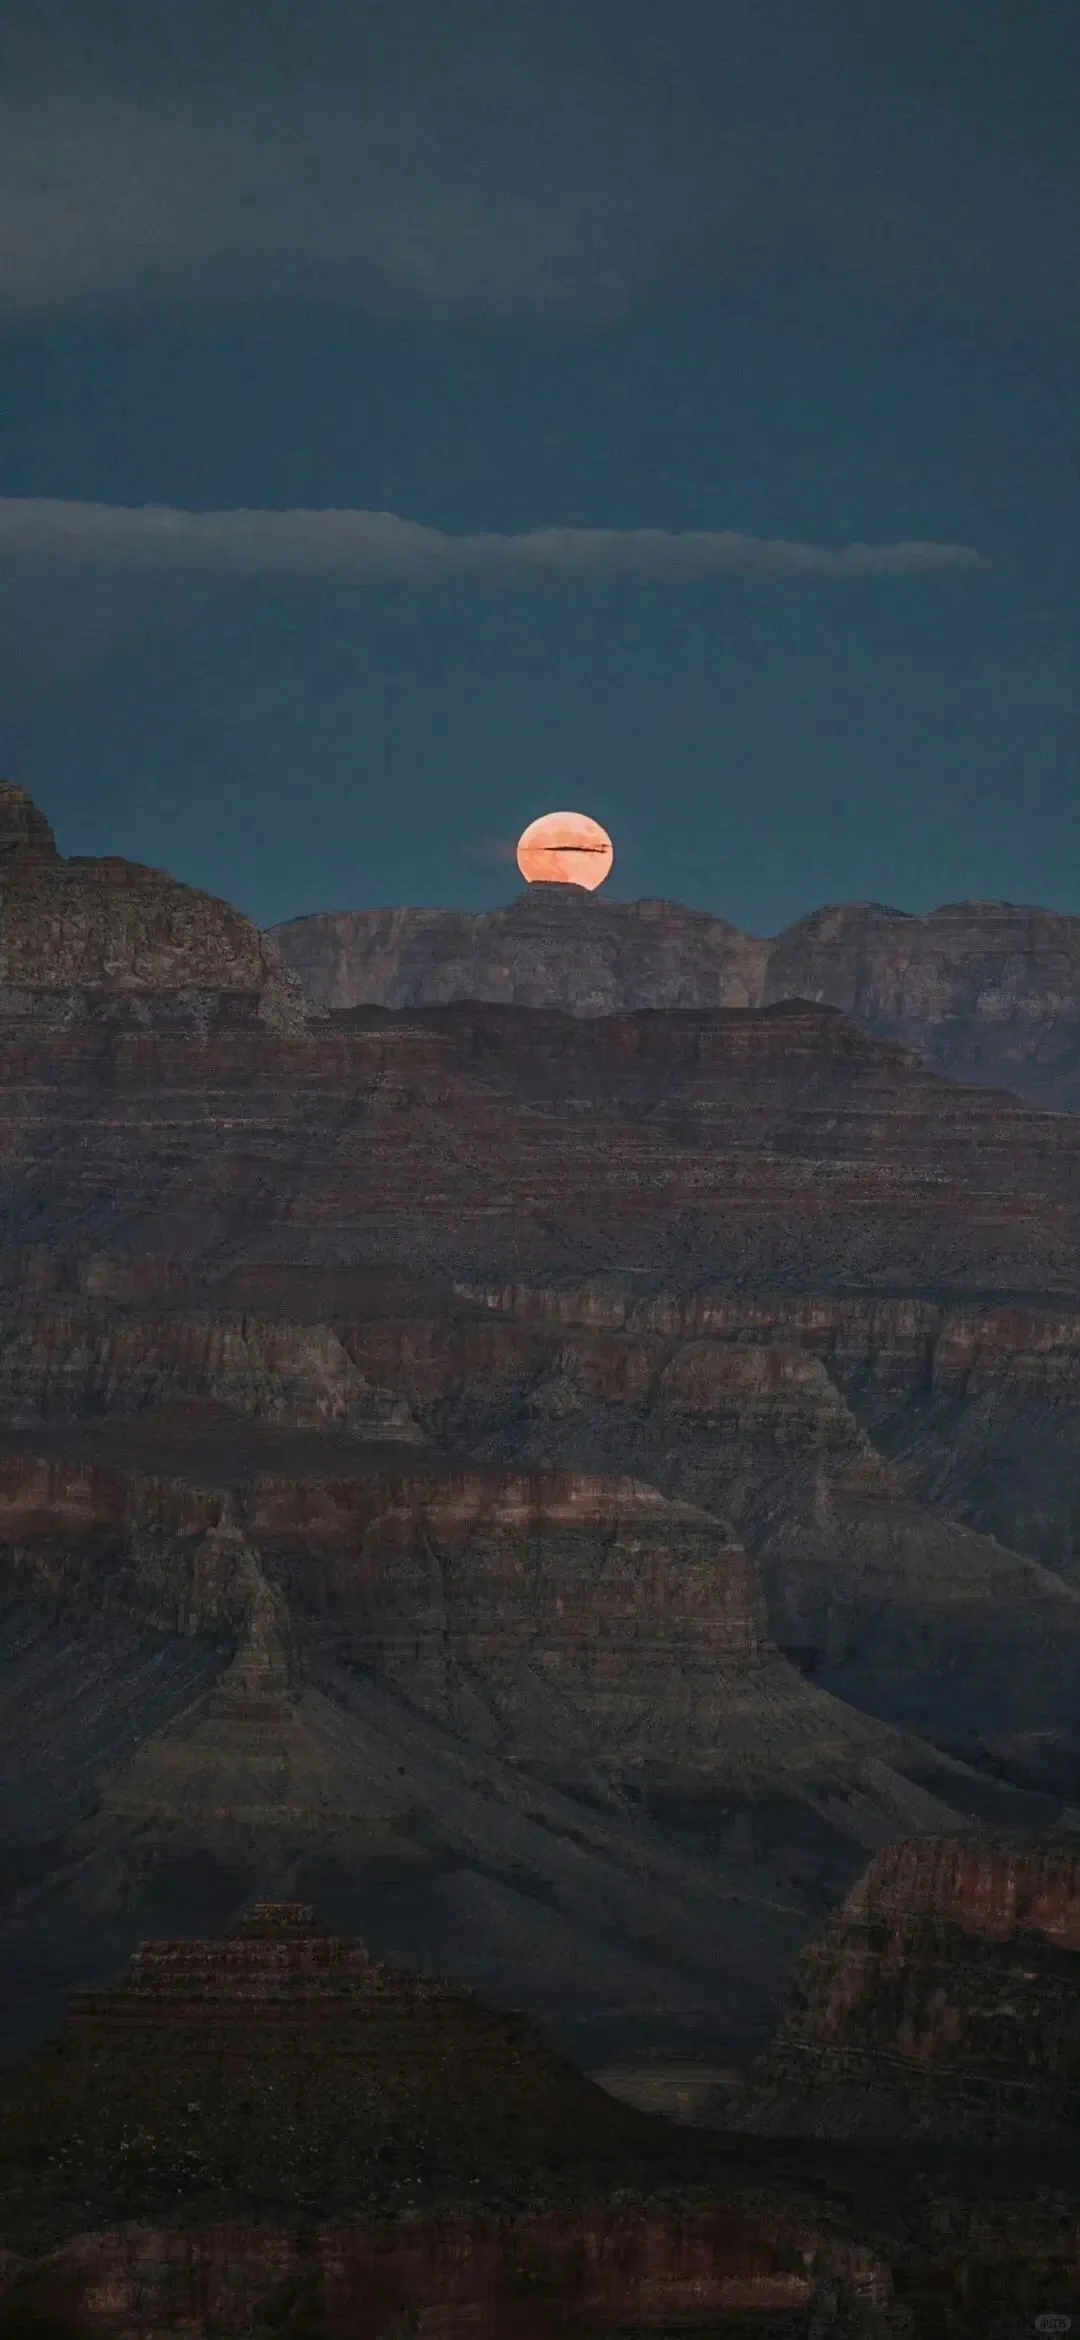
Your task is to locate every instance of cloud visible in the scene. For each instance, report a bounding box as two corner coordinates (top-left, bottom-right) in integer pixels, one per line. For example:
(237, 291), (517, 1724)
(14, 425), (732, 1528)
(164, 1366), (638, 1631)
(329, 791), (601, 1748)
(0, 0), (1075, 326)
(0, 500), (984, 582)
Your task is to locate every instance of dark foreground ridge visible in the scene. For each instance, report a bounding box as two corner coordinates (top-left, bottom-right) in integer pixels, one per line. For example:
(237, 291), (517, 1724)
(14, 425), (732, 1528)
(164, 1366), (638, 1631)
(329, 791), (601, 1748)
(0, 1895), (1078, 2339)
(0, 1898), (658, 2238)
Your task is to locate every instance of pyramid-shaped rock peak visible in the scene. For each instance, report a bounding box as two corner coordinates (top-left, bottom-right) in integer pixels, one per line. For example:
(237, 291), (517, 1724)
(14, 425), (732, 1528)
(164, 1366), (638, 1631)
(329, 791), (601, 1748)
(3, 1900), (644, 2224)
(0, 780), (57, 861)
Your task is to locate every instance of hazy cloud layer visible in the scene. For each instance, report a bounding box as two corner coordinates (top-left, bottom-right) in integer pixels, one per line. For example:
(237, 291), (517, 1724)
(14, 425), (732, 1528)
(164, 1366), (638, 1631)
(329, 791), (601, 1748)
(0, 501), (984, 582)
(0, 0), (1076, 325)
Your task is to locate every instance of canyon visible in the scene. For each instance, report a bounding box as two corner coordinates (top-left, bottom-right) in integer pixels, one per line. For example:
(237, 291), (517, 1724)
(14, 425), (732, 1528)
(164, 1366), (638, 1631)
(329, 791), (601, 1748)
(272, 883), (1080, 1110)
(1, 778), (1080, 2328)
(0, 1887), (1077, 2339)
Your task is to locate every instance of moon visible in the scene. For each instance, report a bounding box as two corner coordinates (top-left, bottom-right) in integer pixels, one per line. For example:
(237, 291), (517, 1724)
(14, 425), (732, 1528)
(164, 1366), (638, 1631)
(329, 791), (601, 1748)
(516, 810), (614, 891)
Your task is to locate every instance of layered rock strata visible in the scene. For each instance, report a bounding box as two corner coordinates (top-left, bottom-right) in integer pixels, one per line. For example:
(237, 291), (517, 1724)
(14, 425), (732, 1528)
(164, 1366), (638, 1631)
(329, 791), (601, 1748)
(0, 1899), (651, 2223)
(1, 783), (1080, 2114)
(3, 995), (1080, 1298)
(0, 1896), (915, 2340)
(734, 1831), (1080, 2143)
(0, 777), (314, 1036)
(8, 1279), (1072, 1792)
(0, 1420), (1004, 2066)
(2, 1904), (1077, 2339)
(271, 887), (1080, 1109)
(0, 2208), (906, 2340)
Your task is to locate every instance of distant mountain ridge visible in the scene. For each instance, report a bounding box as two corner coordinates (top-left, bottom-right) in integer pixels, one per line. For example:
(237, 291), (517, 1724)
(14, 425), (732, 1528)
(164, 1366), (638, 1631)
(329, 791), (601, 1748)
(271, 886), (1080, 1110)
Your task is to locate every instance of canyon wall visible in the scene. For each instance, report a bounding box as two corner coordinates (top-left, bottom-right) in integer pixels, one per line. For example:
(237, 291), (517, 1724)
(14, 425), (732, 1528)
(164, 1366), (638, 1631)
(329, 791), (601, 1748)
(0, 2206), (901, 2340)
(2, 782), (1080, 2098)
(271, 885), (1080, 1109)
(735, 1830), (1080, 2144)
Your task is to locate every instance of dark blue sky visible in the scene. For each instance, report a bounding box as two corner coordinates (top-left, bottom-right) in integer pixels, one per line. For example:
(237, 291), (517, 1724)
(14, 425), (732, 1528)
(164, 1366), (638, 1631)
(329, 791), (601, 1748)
(0, 0), (1076, 933)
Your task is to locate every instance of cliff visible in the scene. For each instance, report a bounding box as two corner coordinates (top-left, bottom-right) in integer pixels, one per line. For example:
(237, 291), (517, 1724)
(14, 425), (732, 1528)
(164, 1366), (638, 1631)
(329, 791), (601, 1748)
(0, 778), (315, 1036)
(734, 1830), (1080, 2144)
(0, 1421), (1002, 2072)
(270, 887), (1080, 1110)
(764, 897), (1080, 1110)
(1, 783), (1080, 2114)
(3, 994), (1080, 1300)
(0, 1897), (927, 2340)
(0, 2206), (909, 2340)
(272, 882), (768, 1014)
(0, 1903), (1076, 2337)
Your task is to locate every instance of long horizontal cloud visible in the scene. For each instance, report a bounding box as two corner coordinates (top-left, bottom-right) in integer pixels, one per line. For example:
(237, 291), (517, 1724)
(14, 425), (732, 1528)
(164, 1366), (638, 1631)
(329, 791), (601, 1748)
(0, 500), (983, 581)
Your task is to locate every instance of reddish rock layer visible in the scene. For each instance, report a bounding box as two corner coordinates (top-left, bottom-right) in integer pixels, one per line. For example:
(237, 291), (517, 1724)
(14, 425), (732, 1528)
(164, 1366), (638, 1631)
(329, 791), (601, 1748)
(0, 2206), (898, 2340)
(736, 1831), (1080, 2143)
(0, 1900), (914, 2334)
(2, 996), (1080, 1300)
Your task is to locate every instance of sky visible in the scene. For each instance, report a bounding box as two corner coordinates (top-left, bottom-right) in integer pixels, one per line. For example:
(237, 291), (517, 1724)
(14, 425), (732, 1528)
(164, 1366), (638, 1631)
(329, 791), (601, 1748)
(0, 0), (1077, 935)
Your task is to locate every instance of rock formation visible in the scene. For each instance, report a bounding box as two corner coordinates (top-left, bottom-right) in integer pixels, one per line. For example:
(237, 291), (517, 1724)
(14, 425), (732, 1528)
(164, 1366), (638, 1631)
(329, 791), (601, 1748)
(270, 882), (768, 1015)
(0, 1898), (653, 2228)
(0, 1892), (912, 2331)
(1, 782), (1080, 2114)
(734, 1830), (1080, 2143)
(0, 1422), (1003, 2071)
(0, 778), (315, 1036)
(1, 1900), (1077, 2340)
(0, 2206), (909, 2340)
(0, 781), (58, 863)
(271, 886), (1080, 1110)
(763, 897), (1080, 1110)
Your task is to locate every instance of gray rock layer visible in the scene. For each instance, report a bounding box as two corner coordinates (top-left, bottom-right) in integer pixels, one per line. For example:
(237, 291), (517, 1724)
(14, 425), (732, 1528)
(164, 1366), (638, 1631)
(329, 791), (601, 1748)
(271, 888), (1080, 1109)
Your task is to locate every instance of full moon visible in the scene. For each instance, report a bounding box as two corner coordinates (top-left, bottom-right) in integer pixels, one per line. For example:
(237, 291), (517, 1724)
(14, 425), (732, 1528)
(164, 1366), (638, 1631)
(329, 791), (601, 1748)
(516, 810), (614, 891)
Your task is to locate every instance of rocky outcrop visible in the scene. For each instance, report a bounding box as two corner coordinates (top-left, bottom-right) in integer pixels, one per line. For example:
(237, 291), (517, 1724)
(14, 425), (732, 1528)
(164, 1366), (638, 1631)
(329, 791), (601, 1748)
(272, 882), (768, 1015)
(0, 2207), (909, 2340)
(0, 1898), (922, 2340)
(1, 783), (1080, 2131)
(763, 897), (1080, 1110)
(0, 1432), (946, 1784)
(3, 994), (1080, 1300)
(0, 1899), (654, 2233)
(1, 1903), (1077, 2339)
(11, 1397), (1080, 2086)
(0, 1421), (1010, 2067)
(452, 1278), (1080, 1601)
(271, 887), (1080, 1109)
(0, 780), (57, 864)
(0, 779), (315, 1036)
(734, 1831), (1080, 2143)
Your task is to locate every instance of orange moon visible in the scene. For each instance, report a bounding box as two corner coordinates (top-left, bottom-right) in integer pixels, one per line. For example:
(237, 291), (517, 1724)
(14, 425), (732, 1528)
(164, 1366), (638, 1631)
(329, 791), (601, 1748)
(516, 810), (614, 891)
